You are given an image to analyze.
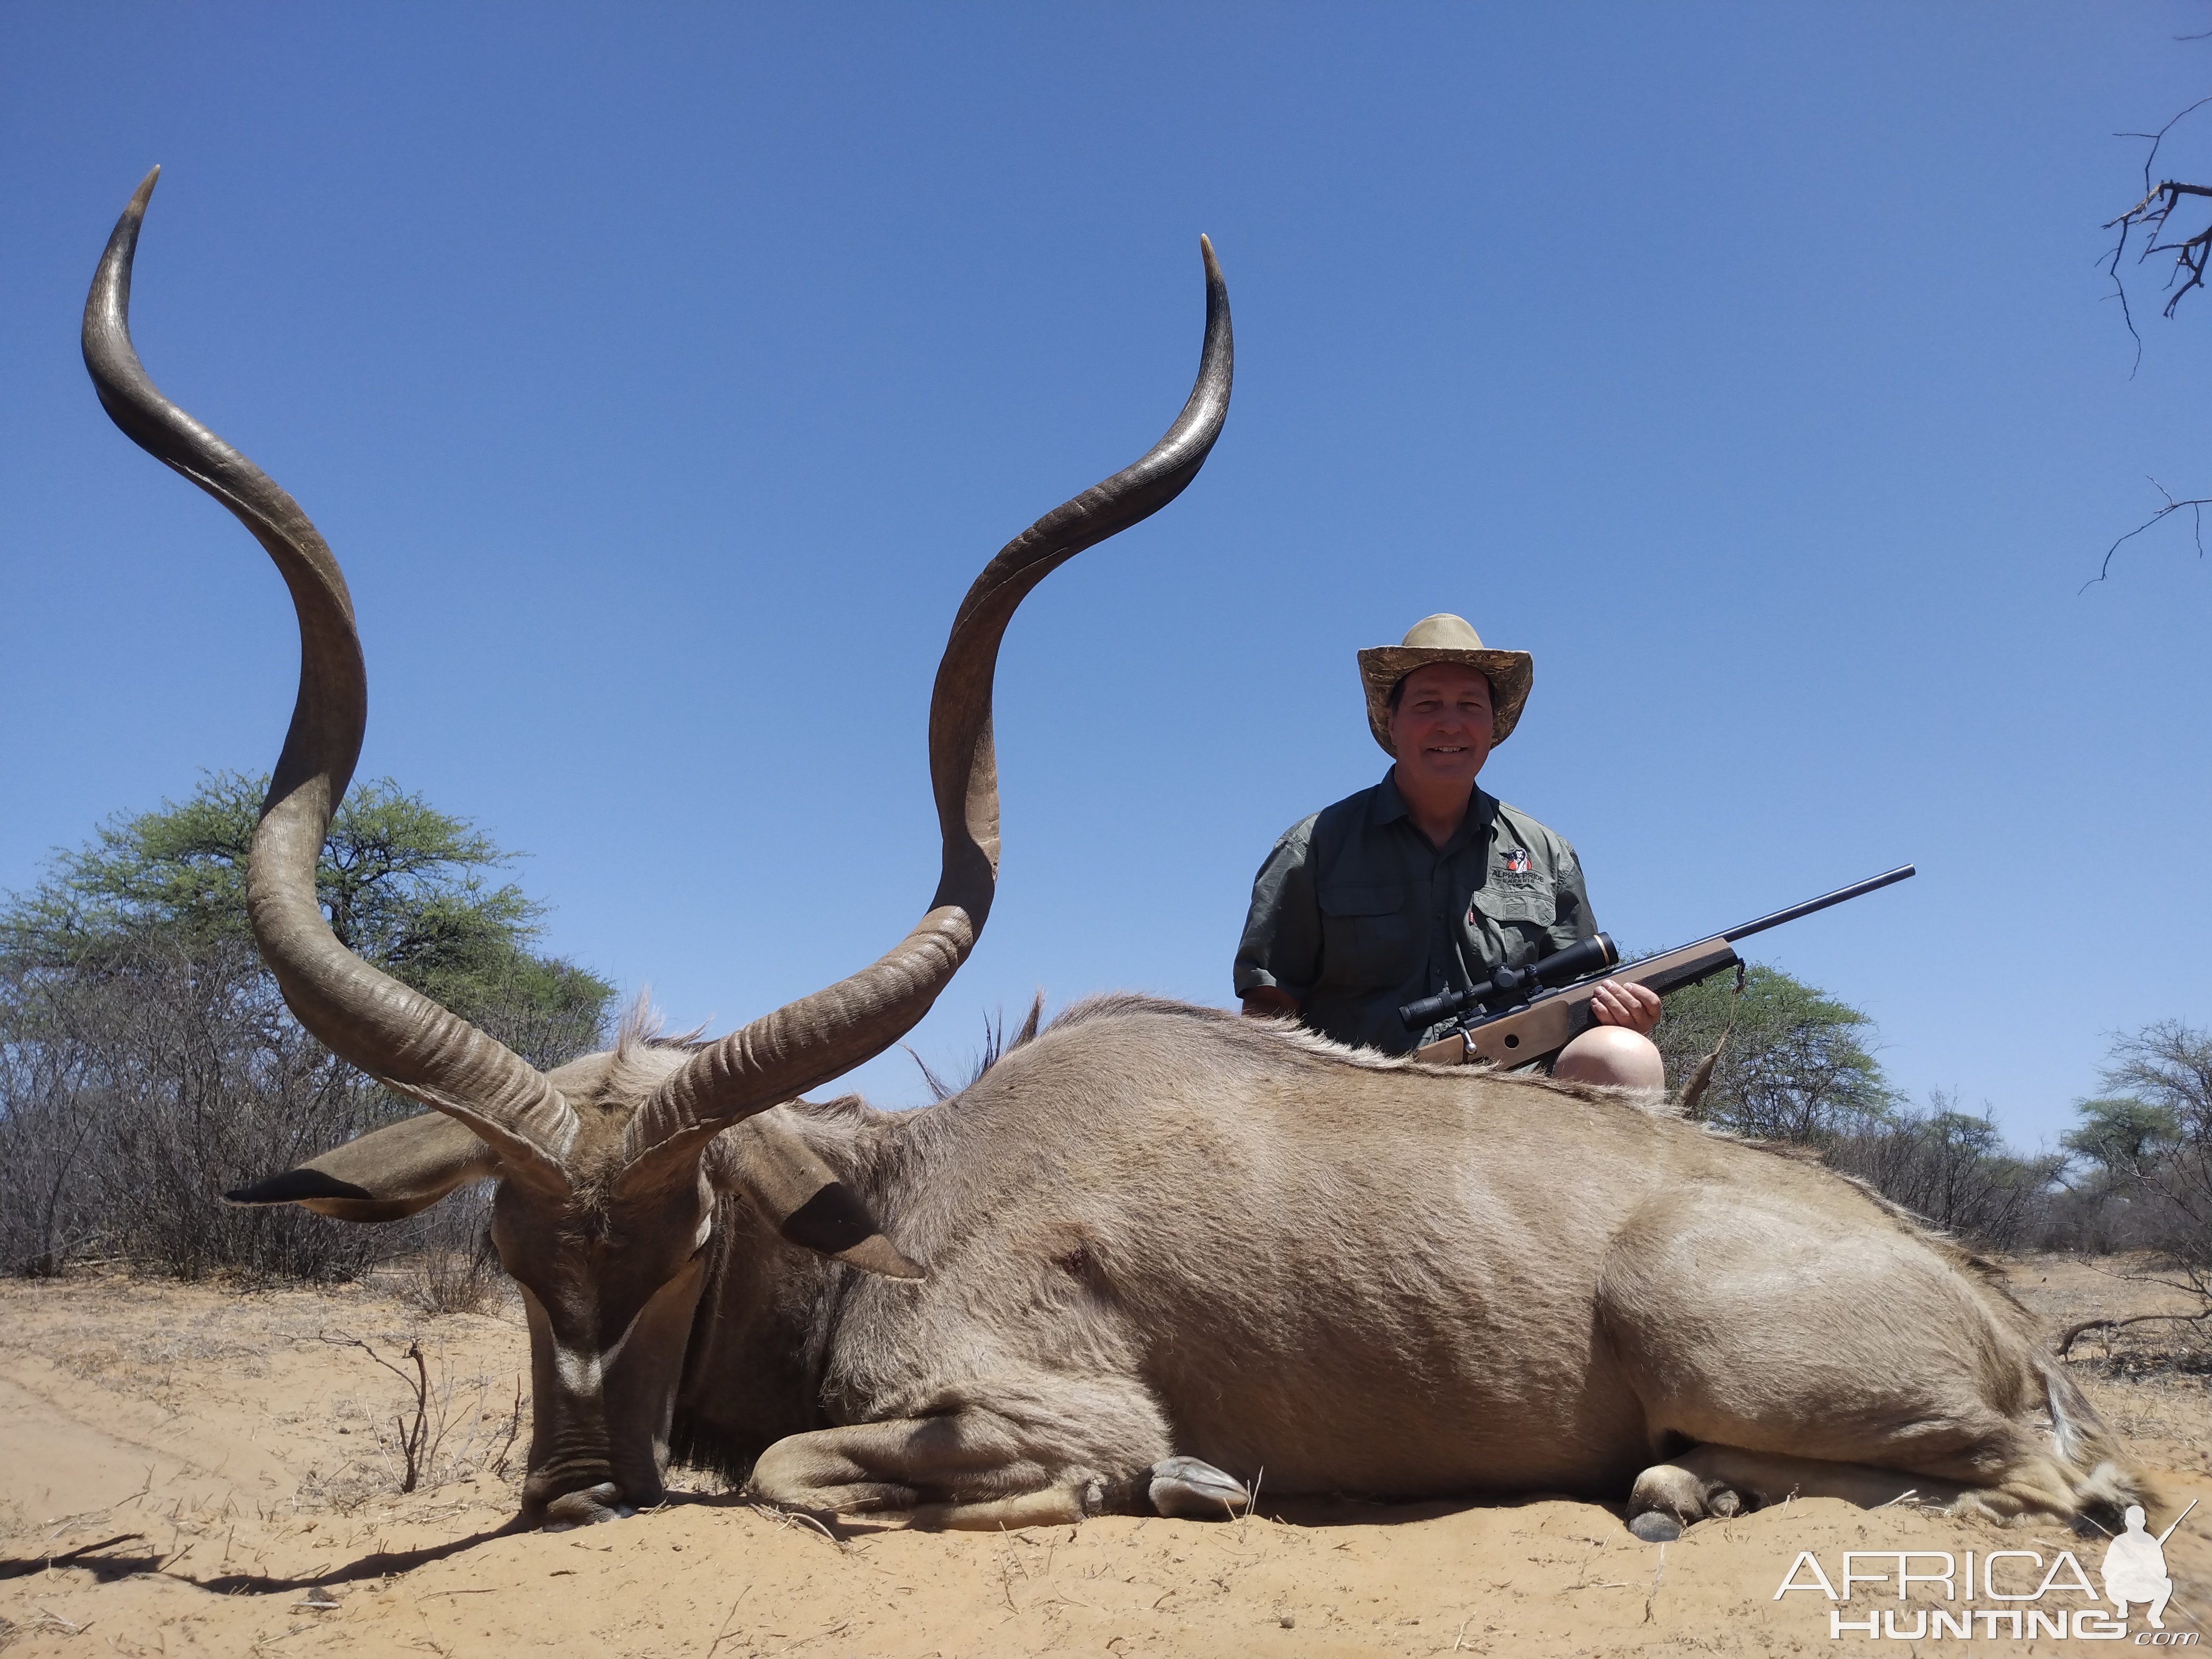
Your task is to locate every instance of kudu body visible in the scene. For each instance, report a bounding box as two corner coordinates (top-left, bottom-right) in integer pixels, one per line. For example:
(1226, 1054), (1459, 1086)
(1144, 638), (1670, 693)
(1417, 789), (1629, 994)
(84, 172), (2138, 1540)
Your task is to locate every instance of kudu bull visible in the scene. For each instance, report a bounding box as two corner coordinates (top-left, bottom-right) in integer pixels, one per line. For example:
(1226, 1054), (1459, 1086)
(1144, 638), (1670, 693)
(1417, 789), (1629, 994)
(83, 170), (2138, 1540)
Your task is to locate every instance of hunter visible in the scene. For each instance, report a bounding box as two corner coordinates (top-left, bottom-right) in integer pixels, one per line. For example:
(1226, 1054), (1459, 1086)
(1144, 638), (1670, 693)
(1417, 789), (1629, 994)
(1234, 614), (1665, 1088)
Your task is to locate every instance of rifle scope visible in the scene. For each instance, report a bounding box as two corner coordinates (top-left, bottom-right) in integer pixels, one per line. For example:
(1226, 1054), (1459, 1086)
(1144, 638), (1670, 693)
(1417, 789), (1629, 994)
(1398, 932), (1619, 1031)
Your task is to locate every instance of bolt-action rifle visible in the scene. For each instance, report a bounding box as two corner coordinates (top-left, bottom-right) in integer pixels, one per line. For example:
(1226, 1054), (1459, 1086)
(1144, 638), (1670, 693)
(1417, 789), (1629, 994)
(1401, 865), (1915, 1069)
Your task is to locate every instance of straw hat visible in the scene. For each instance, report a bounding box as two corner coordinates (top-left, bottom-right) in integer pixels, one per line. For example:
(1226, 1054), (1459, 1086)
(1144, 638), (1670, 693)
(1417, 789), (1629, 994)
(1356, 614), (1534, 755)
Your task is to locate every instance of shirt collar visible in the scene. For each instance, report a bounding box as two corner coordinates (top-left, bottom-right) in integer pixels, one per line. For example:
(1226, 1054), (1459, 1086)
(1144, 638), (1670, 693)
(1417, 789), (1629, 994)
(1373, 772), (1496, 853)
(1372, 770), (1412, 825)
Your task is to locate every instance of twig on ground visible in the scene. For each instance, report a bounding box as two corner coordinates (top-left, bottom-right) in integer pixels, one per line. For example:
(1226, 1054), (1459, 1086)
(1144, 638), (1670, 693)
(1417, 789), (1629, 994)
(751, 1503), (846, 1551)
(703, 1584), (752, 1656)
(28, 1603), (91, 1636)
(490, 1377), (523, 1481)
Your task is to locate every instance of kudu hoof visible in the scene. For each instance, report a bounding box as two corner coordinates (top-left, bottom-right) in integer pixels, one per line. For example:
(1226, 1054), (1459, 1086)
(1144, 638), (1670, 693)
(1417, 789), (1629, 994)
(1148, 1456), (1251, 1520)
(541, 1482), (626, 1530)
(1627, 1458), (1744, 1540)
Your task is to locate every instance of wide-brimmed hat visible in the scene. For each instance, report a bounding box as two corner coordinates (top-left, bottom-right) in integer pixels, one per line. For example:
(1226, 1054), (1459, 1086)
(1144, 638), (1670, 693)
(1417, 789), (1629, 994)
(1357, 614), (1534, 755)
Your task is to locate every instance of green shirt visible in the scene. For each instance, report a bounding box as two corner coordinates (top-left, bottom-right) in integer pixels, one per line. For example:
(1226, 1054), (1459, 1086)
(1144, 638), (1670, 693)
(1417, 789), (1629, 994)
(1233, 772), (1597, 1055)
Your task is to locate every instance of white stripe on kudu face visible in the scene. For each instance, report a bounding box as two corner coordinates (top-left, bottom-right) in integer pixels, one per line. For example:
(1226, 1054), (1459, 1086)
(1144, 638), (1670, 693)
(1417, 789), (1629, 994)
(555, 1346), (604, 1397)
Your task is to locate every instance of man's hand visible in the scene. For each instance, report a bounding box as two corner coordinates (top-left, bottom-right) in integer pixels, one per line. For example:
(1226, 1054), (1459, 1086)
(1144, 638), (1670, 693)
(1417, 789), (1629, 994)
(1241, 986), (1300, 1021)
(1588, 978), (1661, 1036)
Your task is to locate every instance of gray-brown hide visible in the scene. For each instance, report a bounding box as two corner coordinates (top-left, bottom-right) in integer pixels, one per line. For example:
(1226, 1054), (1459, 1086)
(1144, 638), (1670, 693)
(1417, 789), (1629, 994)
(702, 1001), (2142, 1535)
(82, 171), (2140, 1540)
(266, 995), (2146, 1537)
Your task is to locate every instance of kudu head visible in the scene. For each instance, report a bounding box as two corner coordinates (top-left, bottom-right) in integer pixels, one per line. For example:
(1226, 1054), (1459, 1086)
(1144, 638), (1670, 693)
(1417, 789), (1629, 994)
(82, 169), (1231, 1528)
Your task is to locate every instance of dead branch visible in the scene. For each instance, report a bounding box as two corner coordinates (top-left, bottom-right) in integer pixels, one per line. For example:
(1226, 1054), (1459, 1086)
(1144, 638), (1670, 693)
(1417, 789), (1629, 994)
(2084, 476), (2212, 589)
(490, 1377), (524, 1481)
(320, 1333), (435, 1493)
(2056, 1305), (2212, 1359)
(2107, 179), (2212, 322)
(2104, 94), (2212, 358)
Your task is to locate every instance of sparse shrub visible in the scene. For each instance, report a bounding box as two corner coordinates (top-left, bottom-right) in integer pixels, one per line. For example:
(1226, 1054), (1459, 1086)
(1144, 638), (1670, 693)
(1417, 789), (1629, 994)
(1827, 1091), (2064, 1252)
(400, 1192), (506, 1316)
(2091, 1021), (2212, 1276)
(2036, 1023), (2212, 1335)
(0, 937), (399, 1279)
(317, 1334), (526, 1500)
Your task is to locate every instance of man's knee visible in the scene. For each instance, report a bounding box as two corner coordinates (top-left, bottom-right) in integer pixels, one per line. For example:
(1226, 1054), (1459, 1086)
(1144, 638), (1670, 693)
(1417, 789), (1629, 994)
(1553, 1025), (1665, 1090)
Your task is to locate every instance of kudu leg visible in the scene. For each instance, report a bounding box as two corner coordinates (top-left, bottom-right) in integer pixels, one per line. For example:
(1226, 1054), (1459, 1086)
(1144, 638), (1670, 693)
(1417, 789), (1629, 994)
(1627, 1444), (1976, 1540)
(1601, 1194), (2106, 1534)
(746, 1409), (1164, 1530)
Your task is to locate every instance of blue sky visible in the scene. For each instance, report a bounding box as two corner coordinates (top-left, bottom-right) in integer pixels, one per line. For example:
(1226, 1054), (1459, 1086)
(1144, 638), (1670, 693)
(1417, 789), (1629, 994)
(4, 5), (2210, 1149)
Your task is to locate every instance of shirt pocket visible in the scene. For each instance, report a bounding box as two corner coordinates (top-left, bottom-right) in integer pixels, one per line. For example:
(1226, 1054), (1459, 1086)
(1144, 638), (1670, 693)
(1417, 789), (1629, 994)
(1468, 880), (1557, 930)
(1317, 882), (1412, 990)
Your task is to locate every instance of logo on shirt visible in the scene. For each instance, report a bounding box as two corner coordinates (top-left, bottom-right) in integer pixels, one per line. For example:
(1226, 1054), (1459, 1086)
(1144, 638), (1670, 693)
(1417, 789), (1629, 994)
(1503, 848), (1531, 875)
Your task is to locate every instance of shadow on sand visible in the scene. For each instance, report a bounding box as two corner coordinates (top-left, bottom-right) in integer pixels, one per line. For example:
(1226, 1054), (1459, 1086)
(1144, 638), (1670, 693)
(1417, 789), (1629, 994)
(0, 1520), (527, 1597)
(2, 1490), (1639, 1596)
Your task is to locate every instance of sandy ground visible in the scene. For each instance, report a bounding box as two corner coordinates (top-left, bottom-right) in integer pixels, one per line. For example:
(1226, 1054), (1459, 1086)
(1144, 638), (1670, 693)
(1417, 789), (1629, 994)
(0, 1255), (2206, 1657)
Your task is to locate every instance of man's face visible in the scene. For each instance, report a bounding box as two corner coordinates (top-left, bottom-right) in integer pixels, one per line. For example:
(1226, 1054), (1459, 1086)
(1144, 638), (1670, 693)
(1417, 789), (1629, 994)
(1387, 663), (1494, 795)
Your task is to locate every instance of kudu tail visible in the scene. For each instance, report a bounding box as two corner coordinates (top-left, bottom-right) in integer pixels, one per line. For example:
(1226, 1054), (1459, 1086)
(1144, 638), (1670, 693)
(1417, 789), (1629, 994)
(2037, 1355), (2151, 1531)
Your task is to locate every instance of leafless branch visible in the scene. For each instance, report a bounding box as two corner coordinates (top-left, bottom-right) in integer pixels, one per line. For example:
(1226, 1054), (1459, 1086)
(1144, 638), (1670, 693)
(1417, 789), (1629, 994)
(319, 1333), (437, 1493)
(2103, 96), (2212, 366)
(2084, 476), (2212, 590)
(2131, 96), (2212, 194)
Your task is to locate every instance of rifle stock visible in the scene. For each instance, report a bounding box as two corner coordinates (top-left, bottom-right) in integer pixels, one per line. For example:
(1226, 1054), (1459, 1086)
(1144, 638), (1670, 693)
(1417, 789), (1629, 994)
(1412, 937), (1740, 1068)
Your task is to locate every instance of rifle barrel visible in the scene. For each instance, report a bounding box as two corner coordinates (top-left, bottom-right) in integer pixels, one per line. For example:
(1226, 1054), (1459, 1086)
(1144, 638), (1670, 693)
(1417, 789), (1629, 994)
(1720, 865), (1915, 948)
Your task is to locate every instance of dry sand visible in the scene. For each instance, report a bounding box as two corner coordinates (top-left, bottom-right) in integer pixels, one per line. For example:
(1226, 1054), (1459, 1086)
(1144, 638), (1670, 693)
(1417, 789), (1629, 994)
(0, 1255), (2205, 1657)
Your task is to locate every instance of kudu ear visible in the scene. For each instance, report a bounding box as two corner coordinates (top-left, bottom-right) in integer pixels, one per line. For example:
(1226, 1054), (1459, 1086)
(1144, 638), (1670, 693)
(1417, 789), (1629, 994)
(716, 1115), (923, 1281)
(225, 1112), (500, 1223)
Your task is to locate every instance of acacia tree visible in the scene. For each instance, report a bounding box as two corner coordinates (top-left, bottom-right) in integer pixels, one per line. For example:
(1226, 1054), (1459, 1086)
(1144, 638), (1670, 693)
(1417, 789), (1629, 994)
(1653, 962), (1892, 1141)
(2049, 1093), (2190, 1255)
(2094, 1021), (2212, 1287)
(0, 774), (615, 1279)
